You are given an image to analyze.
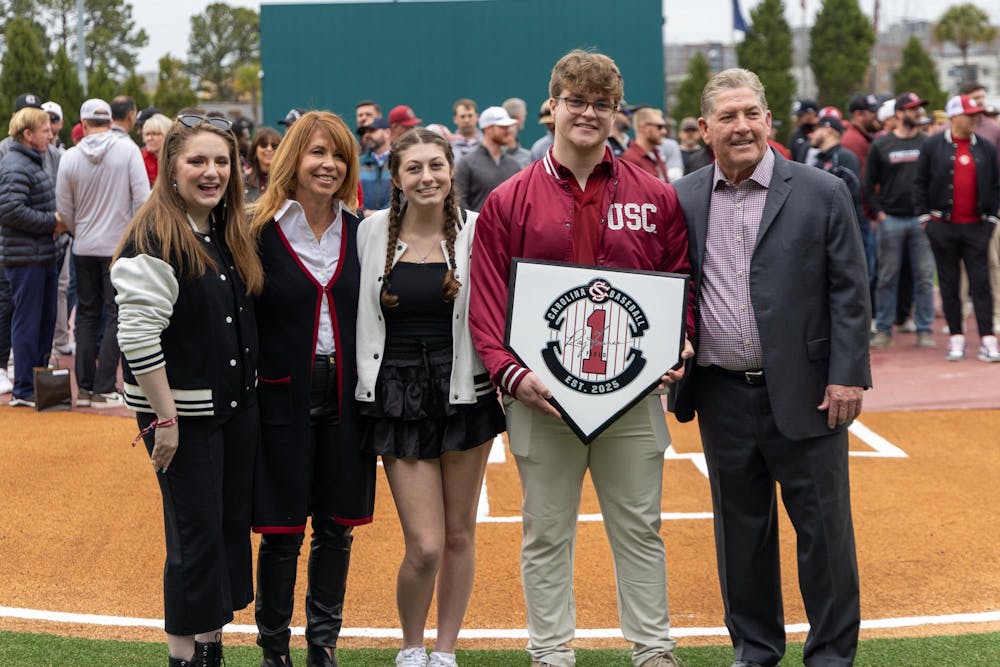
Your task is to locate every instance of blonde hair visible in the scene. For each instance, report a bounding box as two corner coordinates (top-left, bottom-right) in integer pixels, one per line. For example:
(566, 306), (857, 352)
(632, 107), (664, 128)
(114, 120), (263, 294)
(142, 113), (173, 138)
(548, 50), (624, 104)
(250, 111), (359, 235)
(9, 107), (49, 140)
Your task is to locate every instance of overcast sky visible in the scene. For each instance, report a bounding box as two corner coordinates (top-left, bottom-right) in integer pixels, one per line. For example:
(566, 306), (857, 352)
(135, 0), (1000, 72)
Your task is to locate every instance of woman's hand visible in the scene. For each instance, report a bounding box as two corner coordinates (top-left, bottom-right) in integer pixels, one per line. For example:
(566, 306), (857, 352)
(150, 422), (179, 473)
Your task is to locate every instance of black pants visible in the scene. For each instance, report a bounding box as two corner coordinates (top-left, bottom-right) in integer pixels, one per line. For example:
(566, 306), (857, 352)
(139, 400), (258, 636)
(695, 371), (859, 667)
(925, 221), (995, 337)
(73, 255), (120, 393)
(256, 355), (354, 656)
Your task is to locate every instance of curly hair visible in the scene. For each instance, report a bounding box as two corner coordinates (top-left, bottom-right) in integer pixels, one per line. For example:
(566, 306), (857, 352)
(548, 49), (624, 104)
(380, 127), (462, 308)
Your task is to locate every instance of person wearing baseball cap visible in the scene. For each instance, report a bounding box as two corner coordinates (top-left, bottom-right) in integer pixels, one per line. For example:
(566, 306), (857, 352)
(0, 93), (62, 181)
(789, 98), (819, 162)
(56, 96), (150, 408)
(452, 105), (522, 212)
(530, 99), (556, 161)
(358, 116), (393, 215)
(41, 102), (64, 147)
(387, 104), (422, 143)
(914, 94), (1000, 362)
(812, 115), (864, 241)
(277, 107), (306, 128)
(842, 93), (883, 312)
(864, 91), (936, 349)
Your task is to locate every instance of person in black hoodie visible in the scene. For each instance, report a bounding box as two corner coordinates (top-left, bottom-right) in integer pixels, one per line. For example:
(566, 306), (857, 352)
(0, 106), (65, 406)
(249, 110), (376, 667)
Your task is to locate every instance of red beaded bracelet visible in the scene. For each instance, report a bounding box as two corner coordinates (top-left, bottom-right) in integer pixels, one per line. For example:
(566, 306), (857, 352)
(131, 415), (180, 447)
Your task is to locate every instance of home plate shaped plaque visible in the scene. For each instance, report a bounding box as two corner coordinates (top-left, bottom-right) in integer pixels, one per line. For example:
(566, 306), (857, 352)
(504, 259), (689, 444)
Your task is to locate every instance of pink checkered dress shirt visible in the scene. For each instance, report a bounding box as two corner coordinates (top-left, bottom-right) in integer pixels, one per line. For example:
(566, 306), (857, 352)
(696, 149), (774, 371)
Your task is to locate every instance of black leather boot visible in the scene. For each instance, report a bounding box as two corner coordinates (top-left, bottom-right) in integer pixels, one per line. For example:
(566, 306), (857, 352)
(256, 532), (305, 667)
(304, 518), (353, 667)
(168, 658), (190, 667)
(191, 635), (223, 667)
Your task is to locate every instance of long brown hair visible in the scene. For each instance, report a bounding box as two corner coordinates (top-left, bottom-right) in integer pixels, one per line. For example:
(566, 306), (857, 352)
(114, 120), (263, 294)
(246, 126), (280, 191)
(250, 111), (359, 235)
(381, 127), (461, 308)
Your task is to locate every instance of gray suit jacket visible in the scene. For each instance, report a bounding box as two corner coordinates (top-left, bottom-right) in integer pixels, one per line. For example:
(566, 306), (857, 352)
(672, 150), (872, 441)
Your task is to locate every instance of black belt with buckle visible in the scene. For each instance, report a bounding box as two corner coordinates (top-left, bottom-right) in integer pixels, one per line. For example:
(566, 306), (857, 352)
(313, 354), (337, 368)
(705, 365), (766, 385)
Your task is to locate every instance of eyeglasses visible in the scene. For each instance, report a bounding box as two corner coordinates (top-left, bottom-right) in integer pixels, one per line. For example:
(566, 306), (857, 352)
(178, 115), (233, 131)
(553, 96), (617, 119)
(260, 141), (280, 149)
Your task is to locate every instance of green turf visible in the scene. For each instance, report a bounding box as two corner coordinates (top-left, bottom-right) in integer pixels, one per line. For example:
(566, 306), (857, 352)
(2, 630), (1000, 666)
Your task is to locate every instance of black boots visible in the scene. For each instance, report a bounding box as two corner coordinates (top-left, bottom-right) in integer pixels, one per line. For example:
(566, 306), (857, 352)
(256, 532), (304, 665)
(192, 637), (224, 667)
(256, 519), (354, 667)
(305, 519), (353, 667)
(167, 634), (224, 667)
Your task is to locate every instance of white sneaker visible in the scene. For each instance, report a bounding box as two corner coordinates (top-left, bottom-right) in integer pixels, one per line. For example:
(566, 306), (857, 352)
(978, 335), (1000, 362)
(396, 647), (429, 667)
(0, 368), (12, 395)
(946, 334), (966, 361)
(91, 391), (125, 409)
(428, 652), (458, 667)
(899, 318), (917, 333)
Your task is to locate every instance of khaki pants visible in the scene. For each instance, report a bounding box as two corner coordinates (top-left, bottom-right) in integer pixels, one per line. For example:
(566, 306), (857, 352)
(506, 395), (676, 667)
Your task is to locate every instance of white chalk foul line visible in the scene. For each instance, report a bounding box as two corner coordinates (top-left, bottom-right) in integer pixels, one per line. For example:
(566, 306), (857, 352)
(477, 511), (713, 524)
(3, 606), (999, 638)
(848, 420), (908, 458)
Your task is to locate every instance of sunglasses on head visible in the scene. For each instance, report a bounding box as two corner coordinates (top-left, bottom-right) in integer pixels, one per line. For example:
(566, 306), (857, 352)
(178, 114), (233, 131)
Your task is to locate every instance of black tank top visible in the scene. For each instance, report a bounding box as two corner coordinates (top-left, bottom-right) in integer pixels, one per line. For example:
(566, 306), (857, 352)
(383, 262), (453, 341)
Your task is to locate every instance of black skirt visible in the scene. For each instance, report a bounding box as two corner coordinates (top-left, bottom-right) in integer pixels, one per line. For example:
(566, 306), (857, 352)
(359, 337), (505, 459)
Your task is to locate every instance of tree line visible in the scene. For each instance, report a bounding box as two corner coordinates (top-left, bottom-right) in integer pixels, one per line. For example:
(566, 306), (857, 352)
(0, 1), (259, 144)
(672, 0), (996, 144)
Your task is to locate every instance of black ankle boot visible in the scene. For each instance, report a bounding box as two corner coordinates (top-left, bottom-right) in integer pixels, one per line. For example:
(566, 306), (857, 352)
(261, 651), (294, 667)
(305, 519), (352, 660)
(192, 636), (224, 667)
(168, 657), (190, 667)
(306, 643), (337, 667)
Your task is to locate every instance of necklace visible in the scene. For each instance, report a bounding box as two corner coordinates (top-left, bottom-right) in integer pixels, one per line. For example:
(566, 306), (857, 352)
(400, 233), (443, 263)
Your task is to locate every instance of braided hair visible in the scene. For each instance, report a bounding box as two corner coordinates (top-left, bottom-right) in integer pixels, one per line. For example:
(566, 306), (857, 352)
(380, 127), (462, 308)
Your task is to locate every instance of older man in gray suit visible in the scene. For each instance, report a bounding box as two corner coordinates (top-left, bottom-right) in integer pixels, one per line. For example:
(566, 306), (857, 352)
(672, 69), (871, 667)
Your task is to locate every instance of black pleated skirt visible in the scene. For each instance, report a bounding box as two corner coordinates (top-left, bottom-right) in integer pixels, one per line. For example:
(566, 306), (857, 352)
(359, 337), (505, 459)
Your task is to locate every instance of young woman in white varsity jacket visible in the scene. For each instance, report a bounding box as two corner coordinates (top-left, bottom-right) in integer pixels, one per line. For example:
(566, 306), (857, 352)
(111, 115), (264, 667)
(248, 111), (377, 667)
(355, 128), (504, 667)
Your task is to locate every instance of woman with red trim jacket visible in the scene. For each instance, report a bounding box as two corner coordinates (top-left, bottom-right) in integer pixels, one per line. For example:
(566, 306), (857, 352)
(249, 111), (376, 667)
(355, 128), (505, 667)
(111, 115), (264, 667)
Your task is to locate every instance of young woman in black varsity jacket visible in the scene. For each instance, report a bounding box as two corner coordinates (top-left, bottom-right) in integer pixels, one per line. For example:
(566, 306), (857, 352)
(111, 116), (264, 667)
(355, 128), (504, 667)
(248, 111), (376, 667)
